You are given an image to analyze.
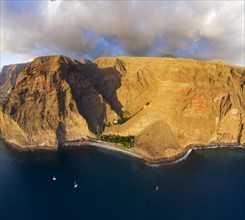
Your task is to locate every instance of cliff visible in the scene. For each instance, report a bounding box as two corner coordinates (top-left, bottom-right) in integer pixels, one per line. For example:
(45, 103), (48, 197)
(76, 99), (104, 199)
(0, 55), (116, 148)
(0, 63), (27, 94)
(95, 57), (245, 160)
(0, 55), (244, 160)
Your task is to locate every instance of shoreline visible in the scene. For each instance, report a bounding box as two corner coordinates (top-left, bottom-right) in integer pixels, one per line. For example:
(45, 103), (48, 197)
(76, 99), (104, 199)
(0, 138), (57, 152)
(62, 140), (144, 160)
(1, 138), (244, 165)
(148, 144), (245, 166)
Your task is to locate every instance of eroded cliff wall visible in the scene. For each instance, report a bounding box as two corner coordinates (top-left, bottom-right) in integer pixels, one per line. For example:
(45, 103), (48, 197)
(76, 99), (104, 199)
(0, 55), (244, 158)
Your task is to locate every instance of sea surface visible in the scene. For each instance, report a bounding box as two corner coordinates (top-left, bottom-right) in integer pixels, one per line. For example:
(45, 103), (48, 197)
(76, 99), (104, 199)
(0, 141), (245, 220)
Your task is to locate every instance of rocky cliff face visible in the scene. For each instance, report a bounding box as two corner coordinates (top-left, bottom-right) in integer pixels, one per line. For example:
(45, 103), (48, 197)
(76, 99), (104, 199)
(0, 55), (244, 159)
(0, 55), (115, 148)
(0, 63), (27, 94)
(97, 57), (244, 159)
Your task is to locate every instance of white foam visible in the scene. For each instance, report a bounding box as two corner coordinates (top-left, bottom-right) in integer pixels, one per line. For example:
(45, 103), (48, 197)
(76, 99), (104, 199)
(146, 145), (245, 167)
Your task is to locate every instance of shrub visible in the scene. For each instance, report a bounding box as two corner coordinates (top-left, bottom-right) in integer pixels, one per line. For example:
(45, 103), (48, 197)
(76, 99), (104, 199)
(122, 110), (130, 118)
(99, 135), (135, 148)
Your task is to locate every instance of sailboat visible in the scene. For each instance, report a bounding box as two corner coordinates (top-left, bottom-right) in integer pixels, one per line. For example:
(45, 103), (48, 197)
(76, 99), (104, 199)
(74, 181), (78, 188)
(53, 176), (56, 181)
(155, 186), (159, 191)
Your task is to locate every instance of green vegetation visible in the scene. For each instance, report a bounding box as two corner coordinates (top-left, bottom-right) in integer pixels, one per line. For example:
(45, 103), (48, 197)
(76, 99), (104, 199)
(111, 110), (131, 125)
(122, 110), (130, 118)
(117, 117), (126, 124)
(99, 135), (135, 148)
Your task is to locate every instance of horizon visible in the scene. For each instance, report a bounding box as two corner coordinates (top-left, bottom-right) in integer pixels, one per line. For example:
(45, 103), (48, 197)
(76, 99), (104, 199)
(1, 54), (244, 71)
(1, 1), (244, 68)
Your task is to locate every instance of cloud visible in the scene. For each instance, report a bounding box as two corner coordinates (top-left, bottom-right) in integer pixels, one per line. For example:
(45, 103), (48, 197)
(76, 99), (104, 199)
(1, 1), (244, 66)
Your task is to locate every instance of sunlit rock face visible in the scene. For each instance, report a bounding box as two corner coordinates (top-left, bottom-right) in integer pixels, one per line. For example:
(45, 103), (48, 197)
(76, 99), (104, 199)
(0, 55), (110, 148)
(0, 55), (244, 160)
(98, 57), (245, 158)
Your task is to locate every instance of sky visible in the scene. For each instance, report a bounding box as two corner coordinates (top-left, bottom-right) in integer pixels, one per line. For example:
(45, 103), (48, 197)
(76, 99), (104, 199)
(0, 0), (244, 68)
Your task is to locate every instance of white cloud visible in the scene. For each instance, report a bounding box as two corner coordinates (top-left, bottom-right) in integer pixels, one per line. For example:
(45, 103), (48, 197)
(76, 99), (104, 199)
(1, 1), (244, 66)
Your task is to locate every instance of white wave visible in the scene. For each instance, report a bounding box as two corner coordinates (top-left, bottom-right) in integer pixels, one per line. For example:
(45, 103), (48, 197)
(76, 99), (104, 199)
(146, 145), (245, 167)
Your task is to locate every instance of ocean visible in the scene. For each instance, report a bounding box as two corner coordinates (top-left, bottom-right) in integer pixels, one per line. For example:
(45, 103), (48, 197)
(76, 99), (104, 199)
(0, 140), (245, 220)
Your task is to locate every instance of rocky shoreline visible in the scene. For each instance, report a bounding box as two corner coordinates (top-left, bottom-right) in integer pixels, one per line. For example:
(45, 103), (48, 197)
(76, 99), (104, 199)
(2, 137), (244, 165)
(1, 56), (244, 165)
(145, 144), (245, 166)
(0, 137), (57, 152)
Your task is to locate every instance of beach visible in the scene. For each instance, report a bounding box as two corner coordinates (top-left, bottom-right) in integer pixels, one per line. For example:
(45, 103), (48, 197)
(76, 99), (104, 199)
(61, 139), (245, 165)
(2, 135), (245, 165)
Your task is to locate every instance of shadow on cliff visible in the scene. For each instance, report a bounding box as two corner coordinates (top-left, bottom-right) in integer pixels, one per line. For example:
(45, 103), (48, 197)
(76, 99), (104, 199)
(55, 59), (123, 136)
(83, 61), (123, 117)
(56, 121), (67, 147)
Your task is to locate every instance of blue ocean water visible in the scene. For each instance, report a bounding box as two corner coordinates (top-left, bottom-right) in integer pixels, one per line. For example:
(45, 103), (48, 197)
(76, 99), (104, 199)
(0, 140), (245, 220)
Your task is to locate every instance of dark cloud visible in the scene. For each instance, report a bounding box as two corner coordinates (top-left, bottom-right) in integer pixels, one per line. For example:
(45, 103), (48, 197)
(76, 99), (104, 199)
(1, 1), (244, 65)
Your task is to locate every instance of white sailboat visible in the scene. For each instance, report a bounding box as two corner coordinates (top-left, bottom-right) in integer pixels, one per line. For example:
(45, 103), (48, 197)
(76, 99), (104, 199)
(74, 181), (78, 188)
(53, 176), (56, 181)
(155, 186), (159, 191)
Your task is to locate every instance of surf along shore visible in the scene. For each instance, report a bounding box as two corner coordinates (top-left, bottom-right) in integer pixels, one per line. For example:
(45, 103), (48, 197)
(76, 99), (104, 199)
(1, 137), (245, 165)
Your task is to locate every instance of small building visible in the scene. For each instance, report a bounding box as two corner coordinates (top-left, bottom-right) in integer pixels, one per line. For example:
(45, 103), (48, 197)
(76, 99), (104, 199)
(232, 108), (238, 115)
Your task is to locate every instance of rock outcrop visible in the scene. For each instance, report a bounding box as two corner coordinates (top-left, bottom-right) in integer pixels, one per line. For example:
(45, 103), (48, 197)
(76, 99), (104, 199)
(0, 55), (115, 148)
(96, 57), (245, 158)
(0, 63), (27, 94)
(0, 55), (244, 160)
